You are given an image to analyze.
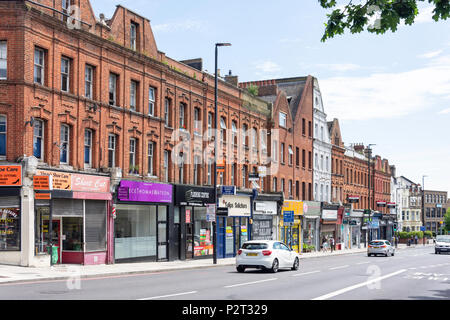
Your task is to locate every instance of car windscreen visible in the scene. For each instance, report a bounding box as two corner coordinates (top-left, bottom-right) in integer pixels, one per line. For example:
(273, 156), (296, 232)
(369, 241), (385, 245)
(436, 236), (450, 243)
(242, 243), (269, 250)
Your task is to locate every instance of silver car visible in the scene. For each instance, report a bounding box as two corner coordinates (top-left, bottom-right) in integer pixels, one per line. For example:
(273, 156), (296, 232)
(367, 240), (395, 257)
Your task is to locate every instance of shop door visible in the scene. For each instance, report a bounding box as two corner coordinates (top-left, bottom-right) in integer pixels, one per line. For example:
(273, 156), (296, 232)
(157, 206), (168, 261)
(173, 223), (181, 260)
(185, 223), (193, 260)
(44, 220), (61, 264)
(217, 217), (225, 259)
(225, 217), (235, 258)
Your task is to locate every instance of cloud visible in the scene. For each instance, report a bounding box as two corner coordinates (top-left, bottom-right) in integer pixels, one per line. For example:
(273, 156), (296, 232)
(254, 60), (281, 73)
(153, 20), (204, 33)
(438, 108), (450, 115)
(320, 58), (450, 121)
(316, 63), (361, 72)
(418, 50), (443, 59)
(415, 6), (435, 23)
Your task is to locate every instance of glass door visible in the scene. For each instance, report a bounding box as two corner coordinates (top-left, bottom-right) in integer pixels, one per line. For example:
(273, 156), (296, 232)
(225, 217), (234, 257)
(157, 206), (168, 261)
(185, 207), (193, 260)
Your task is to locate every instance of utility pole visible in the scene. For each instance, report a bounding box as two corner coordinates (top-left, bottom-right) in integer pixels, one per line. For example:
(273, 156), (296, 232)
(422, 175), (427, 246)
(367, 144), (375, 242)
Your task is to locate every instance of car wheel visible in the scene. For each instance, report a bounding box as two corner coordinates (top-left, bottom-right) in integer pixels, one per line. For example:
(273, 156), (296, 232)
(368, 253), (371, 257)
(291, 257), (299, 271)
(391, 251), (394, 256)
(385, 252), (389, 257)
(270, 259), (279, 273)
(236, 266), (245, 273)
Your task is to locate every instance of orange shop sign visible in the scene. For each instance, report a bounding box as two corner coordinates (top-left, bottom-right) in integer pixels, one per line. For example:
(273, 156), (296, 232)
(36, 170), (71, 190)
(35, 193), (51, 200)
(33, 175), (53, 190)
(0, 165), (22, 186)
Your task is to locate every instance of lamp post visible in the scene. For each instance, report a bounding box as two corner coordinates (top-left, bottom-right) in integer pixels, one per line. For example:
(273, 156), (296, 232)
(367, 144), (375, 242)
(422, 175), (427, 246)
(213, 43), (231, 265)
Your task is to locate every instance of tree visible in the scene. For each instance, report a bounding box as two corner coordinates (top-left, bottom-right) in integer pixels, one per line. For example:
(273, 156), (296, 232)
(247, 84), (259, 96)
(444, 207), (450, 232)
(319, 0), (450, 42)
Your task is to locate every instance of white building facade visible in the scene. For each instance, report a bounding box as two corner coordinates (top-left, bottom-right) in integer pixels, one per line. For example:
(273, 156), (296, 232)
(312, 80), (332, 203)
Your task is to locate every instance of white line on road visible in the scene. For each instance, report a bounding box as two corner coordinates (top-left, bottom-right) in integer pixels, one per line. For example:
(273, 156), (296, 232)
(138, 291), (198, 300)
(312, 269), (407, 300)
(356, 262), (370, 265)
(293, 270), (321, 277)
(225, 278), (277, 288)
(329, 265), (349, 270)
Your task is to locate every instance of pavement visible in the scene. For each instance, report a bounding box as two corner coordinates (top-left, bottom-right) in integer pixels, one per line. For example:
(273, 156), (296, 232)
(0, 243), (433, 285)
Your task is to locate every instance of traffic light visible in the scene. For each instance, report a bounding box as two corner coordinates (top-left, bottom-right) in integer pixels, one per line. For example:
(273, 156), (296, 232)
(393, 223), (397, 231)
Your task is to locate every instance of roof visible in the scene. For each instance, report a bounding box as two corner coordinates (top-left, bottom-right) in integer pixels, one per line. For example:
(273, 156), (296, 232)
(275, 79), (307, 120)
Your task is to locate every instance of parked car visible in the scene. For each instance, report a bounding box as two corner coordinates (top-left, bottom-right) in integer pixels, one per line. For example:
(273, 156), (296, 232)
(367, 240), (395, 257)
(435, 235), (450, 254)
(236, 240), (300, 273)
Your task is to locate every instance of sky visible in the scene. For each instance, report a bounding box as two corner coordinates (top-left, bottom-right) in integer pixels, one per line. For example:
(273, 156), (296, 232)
(91, 0), (450, 195)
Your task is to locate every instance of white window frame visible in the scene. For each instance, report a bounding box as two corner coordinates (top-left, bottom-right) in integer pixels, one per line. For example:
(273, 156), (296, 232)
(130, 22), (137, 51)
(60, 124), (70, 164)
(85, 65), (93, 99)
(130, 81), (137, 111)
(33, 119), (44, 160)
(288, 145), (293, 166)
(0, 41), (7, 80)
(61, 57), (70, 92)
(148, 87), (155, 116)
(0, 114), (6, 158)
(34, 47), (45, 85)
(109, 73), (117, 106)
(108, 134), (116, 168)
(179, 103), (185, 128)
(129, 138), (136, 172)
(164, 150), (169, 182)
(84, 129), (92, 167)
(164, 98), (170, 126)
(279, 112), (287, 128)
(148, 141), (154, 176)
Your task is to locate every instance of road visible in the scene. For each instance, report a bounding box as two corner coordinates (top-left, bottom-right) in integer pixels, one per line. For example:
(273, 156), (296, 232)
(0, 246), (448, 300)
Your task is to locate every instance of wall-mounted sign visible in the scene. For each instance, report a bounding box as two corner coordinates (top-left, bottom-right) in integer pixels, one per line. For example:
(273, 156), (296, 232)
(36, 170), (71, 190)
(72, 174), (110, 193)
(347, 196), (359, 203)
(186, 209), (191, 224)
(376, 201), (387, 207)
(0, 165), (22, 186)
(282, 200), (303, 216)
(218, 195), (250, 217)
(254, 201), (277, 215)
(35, 193), (51, 200)
(33, 175), (53, 190)
(118, 180), (172, 203)
(322, 209), (338, 220)
(221, 186), (236, 196)
(248, 173), (260, 181)
(387, 202), (396, 209)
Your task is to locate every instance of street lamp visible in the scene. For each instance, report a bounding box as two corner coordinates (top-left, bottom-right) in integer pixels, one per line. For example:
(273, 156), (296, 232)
(213, 42), (231, 265)
(422, 175), (427, 246)
(366, 144), (375, 242)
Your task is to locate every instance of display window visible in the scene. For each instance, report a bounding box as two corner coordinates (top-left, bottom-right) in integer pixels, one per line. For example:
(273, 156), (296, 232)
(194, 208), (213, 257)
(0, 206), (20, 251)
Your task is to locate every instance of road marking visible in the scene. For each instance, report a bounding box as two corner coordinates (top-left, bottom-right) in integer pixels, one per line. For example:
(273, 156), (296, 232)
(329, 265), (349, 270)
(312, 269), (407, 300)
(293, 270), (321, 277)
(225, 278), (277, 288)
(356, 262), (370, 265)
(138, 291), (198, 300)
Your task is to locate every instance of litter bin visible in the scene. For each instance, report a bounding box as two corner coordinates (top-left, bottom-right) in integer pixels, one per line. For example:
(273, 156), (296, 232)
(336, 243), (342, 250)
(47, 246), (59, 264)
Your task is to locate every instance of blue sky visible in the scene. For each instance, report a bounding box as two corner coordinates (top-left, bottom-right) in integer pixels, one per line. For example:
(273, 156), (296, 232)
(91, 0), (450, 195)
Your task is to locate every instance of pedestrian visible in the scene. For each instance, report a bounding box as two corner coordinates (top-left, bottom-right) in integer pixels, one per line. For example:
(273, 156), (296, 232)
(415, 234), (418, 245)
(330, 236), (335, 252)
(322, 237), (328, 253)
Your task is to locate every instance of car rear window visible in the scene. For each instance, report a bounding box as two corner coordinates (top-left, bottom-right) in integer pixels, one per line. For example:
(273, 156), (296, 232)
(436, 236), (450, 243)
(242, 243), (269, 250)
(369, 241), (385, 245)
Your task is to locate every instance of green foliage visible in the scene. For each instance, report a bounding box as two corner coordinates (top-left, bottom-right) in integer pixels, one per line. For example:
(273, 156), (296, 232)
(444, 208), (450, 231)
(247, 84), (259, 96)
(319, 0), (450, 42)
(303, 243), (315, 251)
(398, 231), (425, 239)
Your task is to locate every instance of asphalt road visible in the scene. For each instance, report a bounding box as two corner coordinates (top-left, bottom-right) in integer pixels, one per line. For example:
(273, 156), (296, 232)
(0, 246), (448, 300)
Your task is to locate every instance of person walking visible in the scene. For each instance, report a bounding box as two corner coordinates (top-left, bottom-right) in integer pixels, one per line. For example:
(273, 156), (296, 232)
(330, 236), (335, 252)
(322, 236), (328, 253)
(414, 234), (418, 245)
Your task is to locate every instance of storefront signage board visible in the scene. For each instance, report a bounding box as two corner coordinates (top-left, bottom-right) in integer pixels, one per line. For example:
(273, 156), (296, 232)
(33, 175), (52, 190)
(72, 174), (109, 193)
(0, 165), (22, 186)
(36, 170), (71, 190)
(322, 209), (338, 220)
(218, 195), (251, 217)
(186, 209), (191, 224)
(221, 186), (236, 196)
(282, 200), (303, 215)
(35, 193), (51, 200)
(254, 201), (277, 215)
(118, 181), (172, 203)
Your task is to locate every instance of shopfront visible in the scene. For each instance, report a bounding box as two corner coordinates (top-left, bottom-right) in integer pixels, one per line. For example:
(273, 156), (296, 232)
(33, 170), (111, 265)
(217, 193), (251, 258)
(252, 199), (278, 241)
(0, 165), (22, 264)
(174, 185), (215, 260)
(280, 200), (303, 253)
(114, 180), (172, 263)
(320, 205), (338, 249)
(302, 201), (321, 252)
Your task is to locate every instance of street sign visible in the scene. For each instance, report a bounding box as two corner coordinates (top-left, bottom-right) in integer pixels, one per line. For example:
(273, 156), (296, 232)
(248, 173), (259, 181)
(283, 211), (294, 224)
(420, 226), (426, 231)
(221, 186), (236, 196)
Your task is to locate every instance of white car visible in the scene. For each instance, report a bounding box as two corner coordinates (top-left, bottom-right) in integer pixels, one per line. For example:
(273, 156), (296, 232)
(236, 240), (300, 273)
(435, 235), (450, 254)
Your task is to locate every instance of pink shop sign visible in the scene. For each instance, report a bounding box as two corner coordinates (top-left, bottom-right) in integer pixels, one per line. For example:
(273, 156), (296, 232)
(71, 174), (110, 193)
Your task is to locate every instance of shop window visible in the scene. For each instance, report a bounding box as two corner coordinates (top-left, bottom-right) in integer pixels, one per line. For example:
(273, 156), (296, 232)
(194, 207), (213, 257)
(0, 198), (21, 251)
(62, 217), (83, 251)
